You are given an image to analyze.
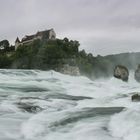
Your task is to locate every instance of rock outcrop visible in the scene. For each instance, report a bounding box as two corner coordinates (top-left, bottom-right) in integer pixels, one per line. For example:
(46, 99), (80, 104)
(59, 64), (80, 76)
(135, 64), (140, 82)
(131, 93), (140, 102)
(114, 65), (129, 82)
(16, 102), (43, 113)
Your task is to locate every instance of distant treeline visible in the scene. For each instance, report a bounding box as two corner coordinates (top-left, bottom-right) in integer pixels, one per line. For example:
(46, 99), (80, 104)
(0, 38), (139, 79)
(0, 40), (15, 52)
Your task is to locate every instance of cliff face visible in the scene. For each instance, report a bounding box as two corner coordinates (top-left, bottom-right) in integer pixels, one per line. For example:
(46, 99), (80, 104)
(58, 64), (80, 76)
(1, 37), (140, 79)
(5, 39), (81, 75)
(114, 65), (129, 82)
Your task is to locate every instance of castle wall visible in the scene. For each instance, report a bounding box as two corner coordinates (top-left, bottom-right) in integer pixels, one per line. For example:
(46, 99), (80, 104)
(49, 29), (56, 40)
(15, 29), (56, 50)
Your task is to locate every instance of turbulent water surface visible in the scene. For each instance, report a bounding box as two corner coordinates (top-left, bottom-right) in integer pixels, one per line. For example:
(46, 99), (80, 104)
(0, 69), (140, 140)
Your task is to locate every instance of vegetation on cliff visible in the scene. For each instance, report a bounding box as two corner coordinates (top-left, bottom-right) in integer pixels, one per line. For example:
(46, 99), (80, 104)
(0, 38), (140, 79)
(12, 38), (79, 69)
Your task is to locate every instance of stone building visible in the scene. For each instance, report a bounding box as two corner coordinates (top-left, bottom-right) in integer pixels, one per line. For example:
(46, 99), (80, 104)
(15, 28), (56, 50)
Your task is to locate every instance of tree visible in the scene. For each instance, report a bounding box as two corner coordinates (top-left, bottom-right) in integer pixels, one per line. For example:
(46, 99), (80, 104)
(0, 54), (12, 68)
(63, 37), (69, 43)
(0, 40), (10, 51)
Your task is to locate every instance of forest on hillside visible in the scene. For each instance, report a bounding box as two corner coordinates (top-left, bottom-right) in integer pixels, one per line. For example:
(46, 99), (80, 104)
(0, 39), (140, 79)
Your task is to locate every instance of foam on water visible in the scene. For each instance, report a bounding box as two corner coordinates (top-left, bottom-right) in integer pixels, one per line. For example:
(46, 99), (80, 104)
(109, 108), (140, 140)
(0, 69), (139, 140)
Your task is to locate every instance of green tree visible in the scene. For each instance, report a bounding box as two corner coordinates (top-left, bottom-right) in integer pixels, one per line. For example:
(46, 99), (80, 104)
(0, 40), (10, 51)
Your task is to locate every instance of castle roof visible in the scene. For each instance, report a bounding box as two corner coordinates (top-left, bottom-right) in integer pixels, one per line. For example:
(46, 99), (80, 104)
(21, 35), (35, 42)
(36, 29), (51, 38)
(18, 28), (55, 43)
(15, 37), (20, 43)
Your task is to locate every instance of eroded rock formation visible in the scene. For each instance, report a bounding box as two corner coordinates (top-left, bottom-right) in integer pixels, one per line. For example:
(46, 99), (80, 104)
(114, 65), (129, 82)
(135, 64), (140, 82)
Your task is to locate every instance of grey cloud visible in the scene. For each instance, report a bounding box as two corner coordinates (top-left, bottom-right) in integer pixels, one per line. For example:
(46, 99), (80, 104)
(0, 0), (140, 55)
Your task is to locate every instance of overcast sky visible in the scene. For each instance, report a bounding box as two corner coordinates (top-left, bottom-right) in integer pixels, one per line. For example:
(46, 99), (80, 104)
(0, 0), (140, 55)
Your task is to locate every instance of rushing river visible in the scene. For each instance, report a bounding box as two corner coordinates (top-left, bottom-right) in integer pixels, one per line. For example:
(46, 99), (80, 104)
(0, 69), (140, 140)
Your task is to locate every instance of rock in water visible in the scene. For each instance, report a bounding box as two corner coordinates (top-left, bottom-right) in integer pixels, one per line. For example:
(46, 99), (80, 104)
(135, 64), (140, 82)
(59, 64), (80, 76)
(132, 93), (140, 101)
(114, 65), (129, 82)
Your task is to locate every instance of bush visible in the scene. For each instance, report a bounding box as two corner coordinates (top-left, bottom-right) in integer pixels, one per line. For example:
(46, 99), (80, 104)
(0, 54), (12, 68)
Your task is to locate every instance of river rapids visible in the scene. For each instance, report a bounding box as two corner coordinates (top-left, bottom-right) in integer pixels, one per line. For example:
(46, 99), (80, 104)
(0, 69), (140, 140)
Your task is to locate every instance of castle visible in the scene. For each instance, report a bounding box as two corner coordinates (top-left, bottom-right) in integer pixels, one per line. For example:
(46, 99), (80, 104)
(15, 28), (56, 50)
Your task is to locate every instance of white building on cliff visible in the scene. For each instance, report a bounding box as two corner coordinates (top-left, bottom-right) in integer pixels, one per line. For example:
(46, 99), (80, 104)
(15, 28), (56, 50)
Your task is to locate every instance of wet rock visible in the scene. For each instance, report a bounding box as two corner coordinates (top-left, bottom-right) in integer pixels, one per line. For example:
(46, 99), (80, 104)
(114, 65), (129, 82)
(135, 64), (140, 82)
(58, 64), (80, 76)
(5, 86), (48, 92)
(20, 96), (44, 100)
(46, 94), (93, 101)
(131, 93), (140, 102)
(16, 102), (43, 113)
(52, 107), (124, 127)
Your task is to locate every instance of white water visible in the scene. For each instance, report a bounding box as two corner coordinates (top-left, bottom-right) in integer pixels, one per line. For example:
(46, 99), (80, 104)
(0, 69), (140, 140)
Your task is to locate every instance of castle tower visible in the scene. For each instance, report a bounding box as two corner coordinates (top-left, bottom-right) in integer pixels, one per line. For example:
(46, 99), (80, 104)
(15, 37), (20, 50)
(49, 28), (56, 40)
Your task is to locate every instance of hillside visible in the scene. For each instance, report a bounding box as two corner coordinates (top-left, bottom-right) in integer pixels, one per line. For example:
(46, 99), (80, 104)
(0, 38), (140, 79)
